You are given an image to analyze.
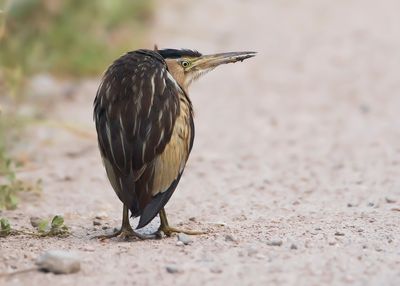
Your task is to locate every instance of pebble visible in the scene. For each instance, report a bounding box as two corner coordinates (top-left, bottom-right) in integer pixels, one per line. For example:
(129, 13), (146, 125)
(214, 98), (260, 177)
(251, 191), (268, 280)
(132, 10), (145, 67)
(290, 243), (298, 250)
(93, 220), (101, 226)
(334, 231), (345, 236)
(83, 246), (95, 252)
(166, 265), (183, 274)
(225, 234), (236, 242)
(36, 250), (81, 274)
(177, 233), (193, 245)
(208, 221), (227, 226)
(266, 240), (283, 246)
(30, 217), (42, 228)
(175, 241), (185, 247)
(95, 212), (108, 220)
(210, 266), (223, 273)
(247, 246), (258, 256)
(385, 197), (396, 204)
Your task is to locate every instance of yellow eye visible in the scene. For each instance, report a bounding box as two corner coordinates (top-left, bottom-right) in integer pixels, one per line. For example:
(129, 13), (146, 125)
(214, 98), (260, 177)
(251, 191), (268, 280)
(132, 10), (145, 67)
(181, 61), (190, 68)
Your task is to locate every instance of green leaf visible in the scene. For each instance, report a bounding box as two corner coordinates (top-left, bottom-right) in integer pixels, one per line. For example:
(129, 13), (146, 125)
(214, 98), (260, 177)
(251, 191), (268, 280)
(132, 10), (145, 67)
(51, 215), (64, 229)
(37, 219), (49, 233)
(0, 217), (11, 236)
(7, 193), (18, 210)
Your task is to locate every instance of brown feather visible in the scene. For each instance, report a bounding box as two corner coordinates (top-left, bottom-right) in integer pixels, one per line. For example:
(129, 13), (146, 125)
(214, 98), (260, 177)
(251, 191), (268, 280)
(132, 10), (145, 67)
(93, 49), (194, 227)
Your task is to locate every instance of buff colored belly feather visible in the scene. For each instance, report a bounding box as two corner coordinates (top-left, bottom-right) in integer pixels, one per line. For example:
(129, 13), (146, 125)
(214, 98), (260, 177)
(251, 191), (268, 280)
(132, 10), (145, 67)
(151, 98), (192, 196)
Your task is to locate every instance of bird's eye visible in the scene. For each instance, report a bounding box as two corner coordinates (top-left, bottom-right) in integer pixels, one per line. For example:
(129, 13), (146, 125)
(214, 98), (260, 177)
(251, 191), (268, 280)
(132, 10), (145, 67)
(181, 61), (190, 68)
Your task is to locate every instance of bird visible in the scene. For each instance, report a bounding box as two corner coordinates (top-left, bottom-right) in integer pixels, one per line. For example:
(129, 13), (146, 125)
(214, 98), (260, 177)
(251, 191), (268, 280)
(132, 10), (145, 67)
(93, 47), (256, 240)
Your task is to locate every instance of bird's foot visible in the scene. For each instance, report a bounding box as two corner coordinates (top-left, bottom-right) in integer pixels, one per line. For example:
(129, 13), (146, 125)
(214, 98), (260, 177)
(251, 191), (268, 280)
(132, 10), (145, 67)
(157, 225), (206, 237)
(93, 227), (157, 241)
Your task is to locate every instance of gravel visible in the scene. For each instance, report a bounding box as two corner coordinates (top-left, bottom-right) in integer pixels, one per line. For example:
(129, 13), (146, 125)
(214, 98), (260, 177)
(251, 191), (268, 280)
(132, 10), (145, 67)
(334, 232), (345, 236)
(177, 233), (193, 245)
(225, 234), (236, 242)
(36, 250), (81, 274)
(266, 240), (283, 246)
(93, 220), (102, 226)
(166, 265), (183, 274)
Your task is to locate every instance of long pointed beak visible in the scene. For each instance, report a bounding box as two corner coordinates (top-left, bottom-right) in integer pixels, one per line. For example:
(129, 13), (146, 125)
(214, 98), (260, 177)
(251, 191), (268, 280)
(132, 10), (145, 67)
(191, 51), (256, 70)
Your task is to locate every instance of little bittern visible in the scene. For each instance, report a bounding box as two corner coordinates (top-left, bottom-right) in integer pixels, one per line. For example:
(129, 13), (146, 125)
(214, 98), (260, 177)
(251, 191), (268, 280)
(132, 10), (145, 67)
(93, 48), (255, 239)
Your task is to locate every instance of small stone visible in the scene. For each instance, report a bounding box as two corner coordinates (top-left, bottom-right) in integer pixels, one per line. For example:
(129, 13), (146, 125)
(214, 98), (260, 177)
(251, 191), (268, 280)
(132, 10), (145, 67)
(328, 240), (336, 245)
(175, 241), (185, 246)
(36, 250), (80, 274)
(177, 233), (193, 245)
(266, 240), (283, 246)
(334, 232), (345, 236)
(290, 243), (298, 250)
(209, 221), (227, 226)
(93, 220), (101, 226)
(95, 212), (108, 220)
(367, 202), (374, 207)
(385, 197), (396, 204)
(247, 246), (258, 256)
(225, 234), (236, 242)
(359, 104), (370, 114)
(83, 246), (95, 252)
(30, 217), (42, 228)
(210, 266), (223, 273)
(166, 265), (183, 274)
(102, 226), (109, 230)
(189, 217), (196, 222)
(63, 175), (72, 181)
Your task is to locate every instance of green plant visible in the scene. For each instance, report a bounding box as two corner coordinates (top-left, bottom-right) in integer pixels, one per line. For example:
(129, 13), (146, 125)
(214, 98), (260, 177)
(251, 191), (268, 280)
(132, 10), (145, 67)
(0, 112), (42, 210)
(0, 215), (70, 237)
(0, 217), (12, 237)
(36, 215), (70, 237)
(1, 0), (152, 77)
(0, 166), (19, 210)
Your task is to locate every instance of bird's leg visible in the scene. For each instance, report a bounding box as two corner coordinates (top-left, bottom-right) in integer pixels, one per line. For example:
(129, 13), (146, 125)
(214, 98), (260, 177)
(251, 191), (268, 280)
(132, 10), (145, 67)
(157, 208), (205, 237)
(93, 205), (157, 240)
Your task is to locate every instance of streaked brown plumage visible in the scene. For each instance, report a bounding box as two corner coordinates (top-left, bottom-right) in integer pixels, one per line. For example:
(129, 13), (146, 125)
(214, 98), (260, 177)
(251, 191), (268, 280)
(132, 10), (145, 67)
(93, 48), (255, 239)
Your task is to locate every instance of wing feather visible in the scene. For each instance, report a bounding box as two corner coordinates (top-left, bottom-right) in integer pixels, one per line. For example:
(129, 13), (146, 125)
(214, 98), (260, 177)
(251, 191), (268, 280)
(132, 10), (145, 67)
(94, 50), (183, 218)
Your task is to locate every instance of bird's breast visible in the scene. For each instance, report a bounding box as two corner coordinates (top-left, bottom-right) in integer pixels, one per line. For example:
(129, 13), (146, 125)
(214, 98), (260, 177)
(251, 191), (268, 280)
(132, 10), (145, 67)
(150, 94), (193, 196)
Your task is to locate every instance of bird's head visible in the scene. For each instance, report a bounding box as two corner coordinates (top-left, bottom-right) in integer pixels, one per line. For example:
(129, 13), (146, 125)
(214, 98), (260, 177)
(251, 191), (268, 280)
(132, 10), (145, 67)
(157, 48), (256, 93)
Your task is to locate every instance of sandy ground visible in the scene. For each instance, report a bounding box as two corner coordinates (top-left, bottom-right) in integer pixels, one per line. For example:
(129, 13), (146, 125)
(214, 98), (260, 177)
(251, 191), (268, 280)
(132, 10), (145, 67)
(1, 0), (400, 285)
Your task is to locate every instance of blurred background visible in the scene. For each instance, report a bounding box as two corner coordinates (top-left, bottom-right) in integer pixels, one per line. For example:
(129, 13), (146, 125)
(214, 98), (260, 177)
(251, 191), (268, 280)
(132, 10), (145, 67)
(0, 0), (153, 207)
(1, 0), (400, 284)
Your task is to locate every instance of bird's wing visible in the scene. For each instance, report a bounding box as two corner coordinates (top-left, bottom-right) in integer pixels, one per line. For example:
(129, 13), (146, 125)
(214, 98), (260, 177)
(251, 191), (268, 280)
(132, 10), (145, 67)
(93, 50), (182, 216)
